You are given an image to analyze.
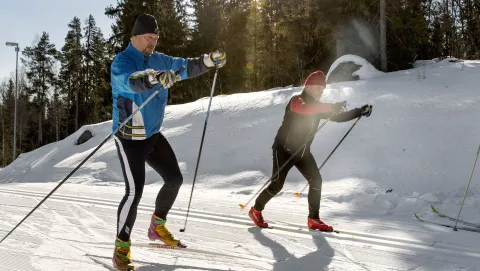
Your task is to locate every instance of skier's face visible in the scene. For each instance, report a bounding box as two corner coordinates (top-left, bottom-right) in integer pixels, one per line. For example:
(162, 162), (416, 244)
(305, 85), (325, 101)
(132, 33), (159, 55)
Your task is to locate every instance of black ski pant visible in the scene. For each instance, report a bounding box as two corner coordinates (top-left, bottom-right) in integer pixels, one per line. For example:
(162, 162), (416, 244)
(114, 132), (183, 241)
(254, 147), (323, 219)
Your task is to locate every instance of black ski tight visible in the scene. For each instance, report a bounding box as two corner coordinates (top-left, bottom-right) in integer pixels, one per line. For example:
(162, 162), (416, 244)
(254, 148), (323, 219)
(114, 132), (183, 241)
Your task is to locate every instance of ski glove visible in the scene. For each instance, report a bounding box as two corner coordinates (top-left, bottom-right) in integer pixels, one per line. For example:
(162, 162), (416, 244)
(360, 104), (373, 117)
(203, 51), (227, 68)
(331, 101), (347, 115)
(156, 70), (177, 88)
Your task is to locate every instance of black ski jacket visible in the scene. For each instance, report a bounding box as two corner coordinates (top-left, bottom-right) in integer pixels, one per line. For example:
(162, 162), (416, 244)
(273, 90), (362, 157)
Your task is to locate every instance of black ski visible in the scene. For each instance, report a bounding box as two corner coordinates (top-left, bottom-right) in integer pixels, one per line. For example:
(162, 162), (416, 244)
(414, 213), (480, 233)
(430, 205), (480, 229)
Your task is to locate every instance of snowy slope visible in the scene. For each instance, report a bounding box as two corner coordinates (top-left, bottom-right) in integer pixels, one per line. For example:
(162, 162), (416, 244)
(326, 54), (385, 80)
(1, 59), (480, 270)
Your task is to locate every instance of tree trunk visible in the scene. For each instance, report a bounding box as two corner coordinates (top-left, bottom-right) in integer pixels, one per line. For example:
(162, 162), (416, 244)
(86, 23), (91, 123)
(75, 87), (79, 131)
(66, 79), (70, 135)
(380, 0), (387, 72)
(18, 93), (22, 154)
(457, 0), (465, 57)
(253, 3), (258, 92)
(18, 111), (21, 155)
(54, 92), (59, 142)
(40, 66), (45, 146)
(38, 105), (42, 146)
(1, 109), (4, 166)
(451, 0), (456, 56)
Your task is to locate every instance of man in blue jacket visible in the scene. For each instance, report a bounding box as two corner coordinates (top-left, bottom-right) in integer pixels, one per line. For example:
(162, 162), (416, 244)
(110, 14), (226, 270)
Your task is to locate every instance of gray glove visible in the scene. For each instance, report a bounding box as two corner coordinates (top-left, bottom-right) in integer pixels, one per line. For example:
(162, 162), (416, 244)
(360, 104), (373, 117)
(203, 51), (227, 68)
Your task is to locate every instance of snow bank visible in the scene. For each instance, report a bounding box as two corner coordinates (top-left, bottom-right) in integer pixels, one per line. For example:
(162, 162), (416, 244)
(326, 54), (384, 81)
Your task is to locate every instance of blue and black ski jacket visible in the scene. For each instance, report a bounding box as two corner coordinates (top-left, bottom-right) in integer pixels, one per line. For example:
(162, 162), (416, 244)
(111, 43), (210, 140)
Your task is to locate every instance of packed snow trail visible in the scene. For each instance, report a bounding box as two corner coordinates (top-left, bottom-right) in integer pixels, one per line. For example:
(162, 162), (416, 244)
(2, 183), (480, 270)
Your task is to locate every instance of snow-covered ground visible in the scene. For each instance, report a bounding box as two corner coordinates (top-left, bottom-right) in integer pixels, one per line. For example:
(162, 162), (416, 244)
(1, 58), (480, 270)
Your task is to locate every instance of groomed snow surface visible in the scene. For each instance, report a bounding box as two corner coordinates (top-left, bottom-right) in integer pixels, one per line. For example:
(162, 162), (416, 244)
(1, 57), (480, 270)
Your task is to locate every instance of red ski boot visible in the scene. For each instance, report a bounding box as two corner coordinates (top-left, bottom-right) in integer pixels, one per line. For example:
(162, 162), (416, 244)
(308, 218), (333, 232)
(249, 207), (269, 228)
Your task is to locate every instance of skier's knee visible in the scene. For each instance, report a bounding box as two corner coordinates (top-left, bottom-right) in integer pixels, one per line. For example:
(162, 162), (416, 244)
(267, 182), (284, 196)
(130, 187), (144, 206)
(174, 175), (183, 187)
(132, 195), (142, 207)
(165, 174), (183, 188)
(309, 178), (322, 189)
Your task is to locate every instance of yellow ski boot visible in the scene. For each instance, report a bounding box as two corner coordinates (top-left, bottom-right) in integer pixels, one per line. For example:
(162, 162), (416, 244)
(112, 237), (134, 270)
(147, 214), (186, 247)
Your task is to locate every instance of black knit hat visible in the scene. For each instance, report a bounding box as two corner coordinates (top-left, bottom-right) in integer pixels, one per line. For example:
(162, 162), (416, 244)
(132, 14), (159, 36)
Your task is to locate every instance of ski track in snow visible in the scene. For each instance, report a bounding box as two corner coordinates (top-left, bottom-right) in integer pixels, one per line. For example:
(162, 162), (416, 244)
(1, 187), (480, 270)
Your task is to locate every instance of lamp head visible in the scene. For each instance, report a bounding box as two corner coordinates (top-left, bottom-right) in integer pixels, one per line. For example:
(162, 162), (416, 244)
(5, 42), (19, 47)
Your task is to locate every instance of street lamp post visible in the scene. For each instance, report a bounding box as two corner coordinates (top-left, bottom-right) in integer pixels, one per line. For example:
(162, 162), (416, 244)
(5, 42), (19, 161)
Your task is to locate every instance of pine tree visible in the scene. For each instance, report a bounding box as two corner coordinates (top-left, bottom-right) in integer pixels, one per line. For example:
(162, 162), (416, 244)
(0, 79), (15, 165)
(463, 0), (480, 58)
(21, 32), (57, 146)
(71, 17), (84, 131)
(105, 0), (189, 54)
(431, 15), (444, 57)
(5, 80), (15, 159)
(257, 0), (282, 88)
(84, 15), (95, 122)
(219, 0), (250, 93)
(0, 81), (6, 166)
(57, 17), (83, 135)
(245, 0), (261, 91)
(84, 15), (111, 123)
(14, 70), (28, 156)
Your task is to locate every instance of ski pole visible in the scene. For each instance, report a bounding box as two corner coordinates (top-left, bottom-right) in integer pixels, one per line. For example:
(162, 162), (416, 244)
(295, 116), (362, 197)
(180, 67), (219, 232)
(239, 118), (331, 209)
(0, 68), (184, 244)
(454, 144), (480, 231)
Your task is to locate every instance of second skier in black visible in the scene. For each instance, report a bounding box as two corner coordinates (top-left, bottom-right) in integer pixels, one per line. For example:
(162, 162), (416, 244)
(248, 70), (372, 231)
